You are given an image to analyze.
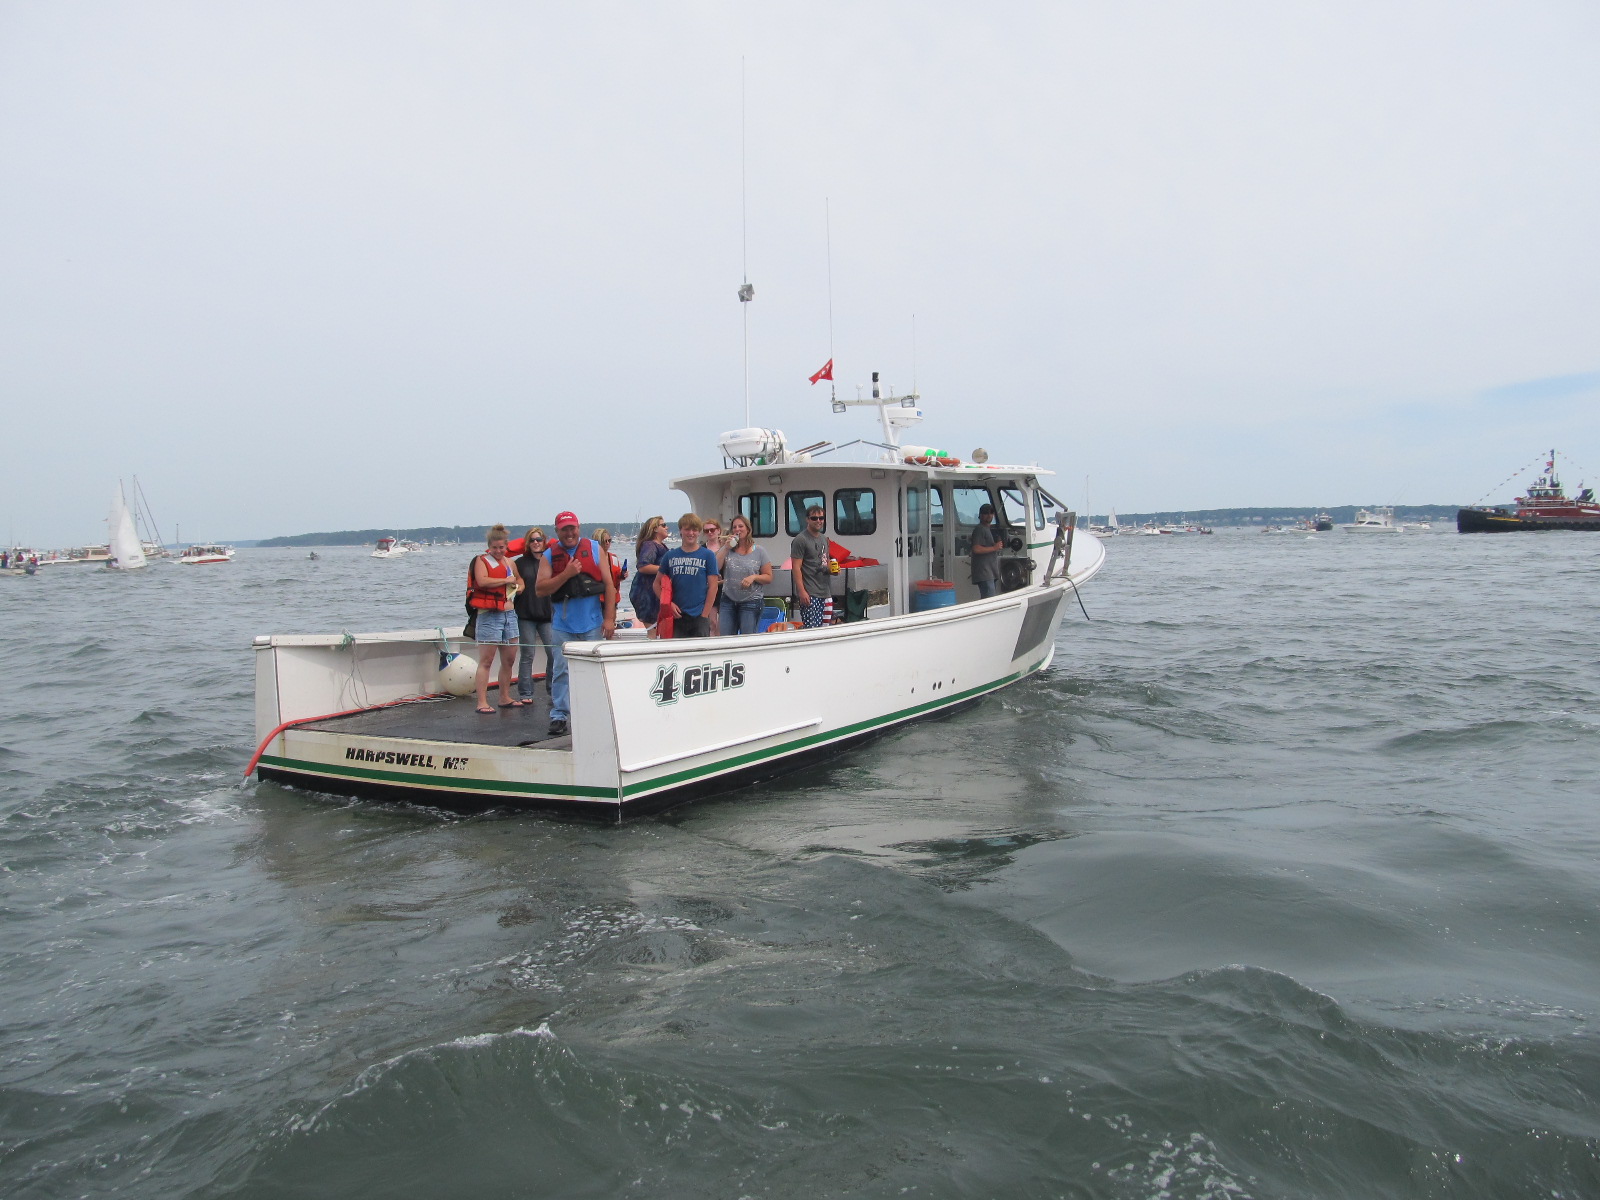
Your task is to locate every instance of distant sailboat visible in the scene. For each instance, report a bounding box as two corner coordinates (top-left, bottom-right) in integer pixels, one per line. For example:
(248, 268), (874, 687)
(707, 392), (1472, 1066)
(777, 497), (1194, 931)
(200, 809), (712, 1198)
(107, 483), (148, 570)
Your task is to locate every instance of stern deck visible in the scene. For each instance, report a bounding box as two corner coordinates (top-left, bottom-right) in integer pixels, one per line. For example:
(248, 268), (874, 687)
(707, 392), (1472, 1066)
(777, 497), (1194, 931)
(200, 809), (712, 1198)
(299, 691), (573, 750)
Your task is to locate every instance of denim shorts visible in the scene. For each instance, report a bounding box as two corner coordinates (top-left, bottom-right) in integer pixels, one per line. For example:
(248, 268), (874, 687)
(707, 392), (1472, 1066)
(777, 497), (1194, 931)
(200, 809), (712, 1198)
(473, 608), (519, 644)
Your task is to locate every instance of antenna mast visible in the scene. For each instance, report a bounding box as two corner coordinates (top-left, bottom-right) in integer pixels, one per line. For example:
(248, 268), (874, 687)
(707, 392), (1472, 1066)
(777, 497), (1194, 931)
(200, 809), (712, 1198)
(825, 198), (836, 408)
(737, 58), (753, 427)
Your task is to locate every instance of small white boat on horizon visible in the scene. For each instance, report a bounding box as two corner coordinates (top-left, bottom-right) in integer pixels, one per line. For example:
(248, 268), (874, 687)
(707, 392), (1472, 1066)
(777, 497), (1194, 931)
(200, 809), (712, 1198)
(1344, 507), (1402, 533)
(179, 544), (236, 564)
(371, 537), (414, 559)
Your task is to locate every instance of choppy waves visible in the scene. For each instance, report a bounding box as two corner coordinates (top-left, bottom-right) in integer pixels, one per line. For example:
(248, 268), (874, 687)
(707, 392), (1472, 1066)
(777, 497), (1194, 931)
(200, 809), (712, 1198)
(1, 538), (1598, 1198)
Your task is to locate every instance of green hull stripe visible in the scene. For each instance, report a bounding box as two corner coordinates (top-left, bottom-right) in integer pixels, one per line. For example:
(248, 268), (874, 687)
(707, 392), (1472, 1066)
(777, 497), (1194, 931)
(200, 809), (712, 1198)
(259, 659), (1045, 805)
(256, 754), (619, 800)
(619, 663), (1037, 799)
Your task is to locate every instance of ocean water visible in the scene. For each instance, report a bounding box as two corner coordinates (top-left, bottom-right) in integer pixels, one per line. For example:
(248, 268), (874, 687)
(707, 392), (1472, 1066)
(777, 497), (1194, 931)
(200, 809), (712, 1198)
(1, 532), (1596, 1199)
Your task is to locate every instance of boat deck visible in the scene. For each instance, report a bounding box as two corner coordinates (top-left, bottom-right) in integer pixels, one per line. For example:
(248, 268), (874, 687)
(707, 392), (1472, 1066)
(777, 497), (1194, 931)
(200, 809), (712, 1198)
(299, 689), (573, 750)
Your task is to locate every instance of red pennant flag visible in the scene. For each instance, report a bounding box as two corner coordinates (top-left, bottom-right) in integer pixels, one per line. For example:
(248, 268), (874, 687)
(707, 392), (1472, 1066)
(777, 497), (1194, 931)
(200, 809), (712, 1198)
(808, 359), (833, 385)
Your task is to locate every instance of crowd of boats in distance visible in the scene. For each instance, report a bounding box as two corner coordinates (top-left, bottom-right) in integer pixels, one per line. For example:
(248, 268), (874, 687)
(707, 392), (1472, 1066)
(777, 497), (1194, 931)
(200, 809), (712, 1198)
(1082, 506), (1433, 536)
(8, 447), (1591, 581)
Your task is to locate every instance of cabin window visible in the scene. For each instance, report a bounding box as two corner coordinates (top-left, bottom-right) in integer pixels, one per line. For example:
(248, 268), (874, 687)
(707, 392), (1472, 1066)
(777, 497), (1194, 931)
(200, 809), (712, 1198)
(1033, 489), (1046, 530)
(739, 492), (778, 539)
(952, 485), (993, 528)
(833, 488), (877, 536)
(929, 486), (945, 530)
(786, 490), (825, 536)
(1037, 489), (1063, 530)
(999, 487), (1027, 528)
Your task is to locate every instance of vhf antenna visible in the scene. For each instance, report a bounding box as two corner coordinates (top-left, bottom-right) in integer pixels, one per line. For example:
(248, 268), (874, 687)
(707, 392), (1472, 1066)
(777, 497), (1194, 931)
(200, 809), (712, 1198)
(826, 197), (836, 407)
(737, 57), (754, 428)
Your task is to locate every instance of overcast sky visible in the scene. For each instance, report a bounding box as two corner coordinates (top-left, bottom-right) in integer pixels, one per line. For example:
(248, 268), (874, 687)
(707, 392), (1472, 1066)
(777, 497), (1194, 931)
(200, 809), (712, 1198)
(2, 2), (1597, 544)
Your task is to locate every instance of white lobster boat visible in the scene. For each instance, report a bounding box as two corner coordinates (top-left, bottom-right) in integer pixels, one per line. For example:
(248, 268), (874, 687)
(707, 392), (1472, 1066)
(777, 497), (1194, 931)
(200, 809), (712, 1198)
(249, 382), (1106, 818)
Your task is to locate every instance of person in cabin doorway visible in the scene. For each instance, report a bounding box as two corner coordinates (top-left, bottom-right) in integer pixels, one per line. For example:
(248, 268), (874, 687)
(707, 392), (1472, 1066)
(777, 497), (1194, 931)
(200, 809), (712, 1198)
(719, 513), (773, 635)
(791, 504), (830, 628)
(514, 527), (554, 702)
(658, 513), (720, 638)
(630, 516), (669, 636)
(536, 512), (617, 737)
(467, 524), (523, 714)
(970, 502), (1002, 599)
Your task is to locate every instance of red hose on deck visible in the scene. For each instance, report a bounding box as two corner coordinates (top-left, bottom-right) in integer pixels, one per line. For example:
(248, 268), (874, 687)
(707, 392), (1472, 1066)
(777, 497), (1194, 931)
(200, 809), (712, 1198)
(244, 690), (456, 778)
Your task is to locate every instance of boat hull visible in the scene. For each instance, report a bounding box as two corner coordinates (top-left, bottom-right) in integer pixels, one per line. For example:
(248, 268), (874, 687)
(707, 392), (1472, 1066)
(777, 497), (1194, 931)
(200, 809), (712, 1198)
(1456, 507), (1600, 533)
(250, 574), (1093, 819)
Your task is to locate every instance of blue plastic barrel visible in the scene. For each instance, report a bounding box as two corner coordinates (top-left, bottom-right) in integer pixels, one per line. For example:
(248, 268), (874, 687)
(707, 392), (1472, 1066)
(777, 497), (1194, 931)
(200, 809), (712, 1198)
(912, 580), (957, 611)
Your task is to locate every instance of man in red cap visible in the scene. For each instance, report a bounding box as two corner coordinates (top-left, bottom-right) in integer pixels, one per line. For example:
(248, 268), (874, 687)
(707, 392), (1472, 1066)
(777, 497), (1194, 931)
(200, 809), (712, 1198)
(535, 512), (616, 737)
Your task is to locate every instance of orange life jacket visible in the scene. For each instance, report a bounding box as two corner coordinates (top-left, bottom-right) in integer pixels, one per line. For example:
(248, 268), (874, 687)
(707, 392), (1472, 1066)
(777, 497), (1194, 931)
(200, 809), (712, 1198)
(466, 553), (513, 612)
(547, 537), (606, 583)
(546, 537), (608, 602)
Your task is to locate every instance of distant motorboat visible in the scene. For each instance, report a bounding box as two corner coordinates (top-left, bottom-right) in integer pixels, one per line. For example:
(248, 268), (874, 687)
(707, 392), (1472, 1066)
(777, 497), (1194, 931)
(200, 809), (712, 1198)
(179, 544), (236, 564)
(1344, 507), (1402, 533)
(1313, 512), (1334, 531)
(371, 536), (413, 559)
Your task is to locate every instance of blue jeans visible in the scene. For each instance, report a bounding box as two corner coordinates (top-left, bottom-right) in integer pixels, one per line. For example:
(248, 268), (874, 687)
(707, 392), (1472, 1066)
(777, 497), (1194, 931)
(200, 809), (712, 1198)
(974, 578), (999, 599)
(720, 596), (763, 635)
(517, 618), (553, 699)
(549, 626), (604, 721)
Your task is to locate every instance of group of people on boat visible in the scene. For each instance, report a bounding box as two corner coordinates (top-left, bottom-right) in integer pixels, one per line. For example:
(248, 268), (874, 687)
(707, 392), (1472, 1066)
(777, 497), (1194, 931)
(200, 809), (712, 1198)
(465, 508), (830, 736)
(1, 550), (39, 571)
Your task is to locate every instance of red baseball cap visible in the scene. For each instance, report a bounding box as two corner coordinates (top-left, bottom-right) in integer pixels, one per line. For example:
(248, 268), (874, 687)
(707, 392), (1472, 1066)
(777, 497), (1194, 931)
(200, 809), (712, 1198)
(554, 511), (579, 528)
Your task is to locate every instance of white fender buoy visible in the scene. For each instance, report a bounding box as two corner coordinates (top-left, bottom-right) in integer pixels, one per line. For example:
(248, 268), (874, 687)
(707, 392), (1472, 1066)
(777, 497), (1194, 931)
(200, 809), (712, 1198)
(439, 653), (477, 696)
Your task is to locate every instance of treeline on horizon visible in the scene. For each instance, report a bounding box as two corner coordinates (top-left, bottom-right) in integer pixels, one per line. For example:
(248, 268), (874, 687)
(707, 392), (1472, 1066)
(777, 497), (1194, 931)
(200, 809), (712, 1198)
(257, 523), (643, 548)
(1088, 505), (1460, 526)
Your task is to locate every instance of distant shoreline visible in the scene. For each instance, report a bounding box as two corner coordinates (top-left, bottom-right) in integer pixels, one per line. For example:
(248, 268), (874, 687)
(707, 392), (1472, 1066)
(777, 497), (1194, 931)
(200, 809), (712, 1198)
(249, 507), (1461, 546)
(255, 522), (644, 548)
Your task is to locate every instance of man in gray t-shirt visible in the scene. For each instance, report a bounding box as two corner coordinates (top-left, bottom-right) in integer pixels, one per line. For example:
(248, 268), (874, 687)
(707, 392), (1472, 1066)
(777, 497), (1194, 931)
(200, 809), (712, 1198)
(970, 503), (1002, 599)
(790, 506), (832, 628)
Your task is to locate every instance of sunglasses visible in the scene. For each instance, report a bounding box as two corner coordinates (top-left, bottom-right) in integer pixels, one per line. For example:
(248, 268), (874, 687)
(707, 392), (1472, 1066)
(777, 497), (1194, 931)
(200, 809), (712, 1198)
(808, 516), (825, 522)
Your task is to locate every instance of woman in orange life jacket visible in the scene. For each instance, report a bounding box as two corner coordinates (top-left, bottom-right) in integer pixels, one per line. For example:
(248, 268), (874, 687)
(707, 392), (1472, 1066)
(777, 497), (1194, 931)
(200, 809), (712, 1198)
(468, 524), (523, 714)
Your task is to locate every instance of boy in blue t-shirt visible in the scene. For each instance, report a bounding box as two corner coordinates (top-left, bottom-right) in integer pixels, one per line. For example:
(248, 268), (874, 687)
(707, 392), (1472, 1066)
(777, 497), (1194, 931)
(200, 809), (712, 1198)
(659, 513), (721, 638)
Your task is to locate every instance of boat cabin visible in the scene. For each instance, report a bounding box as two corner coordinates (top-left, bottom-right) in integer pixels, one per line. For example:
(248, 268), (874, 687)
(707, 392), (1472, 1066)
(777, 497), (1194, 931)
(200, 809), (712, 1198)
(671, 457), (1071, 615)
